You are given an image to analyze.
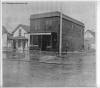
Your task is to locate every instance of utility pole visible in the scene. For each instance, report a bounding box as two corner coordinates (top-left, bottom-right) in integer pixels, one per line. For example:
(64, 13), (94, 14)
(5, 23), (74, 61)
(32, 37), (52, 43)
(59, 6), (62, 56)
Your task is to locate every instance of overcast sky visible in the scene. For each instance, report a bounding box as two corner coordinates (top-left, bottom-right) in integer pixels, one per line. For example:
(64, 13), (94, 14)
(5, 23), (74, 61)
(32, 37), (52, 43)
(2, 1), (96, 33)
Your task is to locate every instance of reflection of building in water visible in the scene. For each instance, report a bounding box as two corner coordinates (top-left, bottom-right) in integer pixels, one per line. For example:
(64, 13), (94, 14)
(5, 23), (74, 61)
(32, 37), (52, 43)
(30, 11), (84, 52)
(9, 24), (30, 50)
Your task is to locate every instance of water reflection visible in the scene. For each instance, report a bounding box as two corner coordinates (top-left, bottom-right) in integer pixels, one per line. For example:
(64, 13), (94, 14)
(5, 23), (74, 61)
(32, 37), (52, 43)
(3, 50), (95, 87)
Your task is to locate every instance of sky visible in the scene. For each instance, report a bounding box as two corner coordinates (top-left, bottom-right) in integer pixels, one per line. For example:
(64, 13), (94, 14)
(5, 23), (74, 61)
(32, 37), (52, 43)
(2, 1), (96, 33)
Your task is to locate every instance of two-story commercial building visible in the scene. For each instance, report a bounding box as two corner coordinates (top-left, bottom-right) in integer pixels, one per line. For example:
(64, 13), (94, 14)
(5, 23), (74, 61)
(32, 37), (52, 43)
(29, 11), (84, 52)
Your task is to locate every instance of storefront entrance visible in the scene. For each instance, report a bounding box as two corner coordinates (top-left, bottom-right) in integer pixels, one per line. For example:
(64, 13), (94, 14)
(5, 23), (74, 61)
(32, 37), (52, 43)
(30, 32), (57, 51)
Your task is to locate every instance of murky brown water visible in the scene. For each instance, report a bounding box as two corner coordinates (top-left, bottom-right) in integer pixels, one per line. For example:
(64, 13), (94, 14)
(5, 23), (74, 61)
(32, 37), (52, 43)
(3, 51), (96, 87)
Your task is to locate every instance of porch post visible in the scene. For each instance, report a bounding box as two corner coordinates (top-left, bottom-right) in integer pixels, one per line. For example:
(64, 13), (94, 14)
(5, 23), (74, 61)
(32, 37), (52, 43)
(27, 40), (28, 50)
(16, 40), (18, 50)
(11, 40), (13, 49)
(7, 38), (8, 48)
(51, 33), (52, 50)
(7, 34), (8, 48)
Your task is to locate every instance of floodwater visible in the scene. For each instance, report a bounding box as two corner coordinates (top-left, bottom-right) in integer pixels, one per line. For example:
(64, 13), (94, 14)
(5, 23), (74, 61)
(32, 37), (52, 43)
(3, 50), (96, 87)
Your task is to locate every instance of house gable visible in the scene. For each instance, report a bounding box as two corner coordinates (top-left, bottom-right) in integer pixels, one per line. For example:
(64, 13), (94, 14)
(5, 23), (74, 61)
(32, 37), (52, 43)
(13, 26), (27, 37)
(84, 30), (95, 39)
(85, 32), (93, 39)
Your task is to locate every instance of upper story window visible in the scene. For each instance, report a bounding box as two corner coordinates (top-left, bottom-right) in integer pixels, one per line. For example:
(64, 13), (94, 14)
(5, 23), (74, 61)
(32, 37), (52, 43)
(19, 29), (21, 36)
(45, 19), (52, 30)
(34, 21), (40, 30)
(45, 19), (52, 26)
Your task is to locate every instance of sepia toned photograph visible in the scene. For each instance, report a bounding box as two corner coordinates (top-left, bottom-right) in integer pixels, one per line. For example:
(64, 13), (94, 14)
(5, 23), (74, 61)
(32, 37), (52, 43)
(2, 1), (96, 87)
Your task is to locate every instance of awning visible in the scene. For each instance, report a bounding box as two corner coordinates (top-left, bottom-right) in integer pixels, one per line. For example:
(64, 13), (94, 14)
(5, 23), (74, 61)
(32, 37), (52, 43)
(29, 33), (51, 35)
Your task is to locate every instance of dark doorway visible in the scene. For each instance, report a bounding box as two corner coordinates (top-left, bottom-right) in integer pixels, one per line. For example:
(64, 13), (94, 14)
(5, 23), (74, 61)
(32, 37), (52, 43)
(13, 40), (16, 49)
(39, 35), (51, 51)
(51, 32), (57, 50)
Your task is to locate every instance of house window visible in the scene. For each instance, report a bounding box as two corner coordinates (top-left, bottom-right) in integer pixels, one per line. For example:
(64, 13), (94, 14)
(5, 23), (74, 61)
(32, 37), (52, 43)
(19, 29), (21, 36)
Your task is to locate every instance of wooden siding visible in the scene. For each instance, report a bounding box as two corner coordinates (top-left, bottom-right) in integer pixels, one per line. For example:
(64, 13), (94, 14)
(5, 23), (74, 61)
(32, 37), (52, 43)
(62, 18), (84, 51)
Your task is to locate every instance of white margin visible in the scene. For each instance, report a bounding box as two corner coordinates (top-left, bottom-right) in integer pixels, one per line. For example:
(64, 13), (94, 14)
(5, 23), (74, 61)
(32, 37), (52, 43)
(97, 1), (100, 88)
(0, 0), (2, 87)
(1, 0), (99, 2)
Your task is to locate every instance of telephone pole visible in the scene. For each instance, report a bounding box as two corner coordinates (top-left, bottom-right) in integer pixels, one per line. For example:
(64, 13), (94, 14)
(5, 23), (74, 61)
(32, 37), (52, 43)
(59, 6), (62, 56)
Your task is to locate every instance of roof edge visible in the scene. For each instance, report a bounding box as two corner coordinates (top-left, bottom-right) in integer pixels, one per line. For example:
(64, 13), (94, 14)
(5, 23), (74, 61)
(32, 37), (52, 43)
(30, 11), (84, 26)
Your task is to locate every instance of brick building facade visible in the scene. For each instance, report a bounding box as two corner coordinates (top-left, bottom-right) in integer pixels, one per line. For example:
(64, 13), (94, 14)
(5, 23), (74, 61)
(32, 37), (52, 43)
(30, 11), (84, 52)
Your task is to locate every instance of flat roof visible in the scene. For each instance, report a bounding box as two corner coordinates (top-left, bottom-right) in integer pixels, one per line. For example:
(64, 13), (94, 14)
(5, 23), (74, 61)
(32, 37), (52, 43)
(30, 11), (84, 26)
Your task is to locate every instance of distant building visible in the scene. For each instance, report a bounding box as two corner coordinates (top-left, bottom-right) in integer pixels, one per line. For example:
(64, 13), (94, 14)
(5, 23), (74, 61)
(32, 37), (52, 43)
(30, 11), (84, 52)
(10, 24), (30, 50)
(84, 30), (95, 50)
(2, 26), (12, 48)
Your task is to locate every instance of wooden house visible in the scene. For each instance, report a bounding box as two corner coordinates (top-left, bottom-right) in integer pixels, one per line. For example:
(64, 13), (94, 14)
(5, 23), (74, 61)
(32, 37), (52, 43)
(2, 26), (12, 49)
(11, 24), (30, 50)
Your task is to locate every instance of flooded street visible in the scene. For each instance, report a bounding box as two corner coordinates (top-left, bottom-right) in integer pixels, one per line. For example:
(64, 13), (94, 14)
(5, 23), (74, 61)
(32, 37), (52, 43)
(3, 51), (96, 87)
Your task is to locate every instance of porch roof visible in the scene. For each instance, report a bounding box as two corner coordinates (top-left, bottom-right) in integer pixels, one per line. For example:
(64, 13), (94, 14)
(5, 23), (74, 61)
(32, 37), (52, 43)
(10, 36), (28, 40)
